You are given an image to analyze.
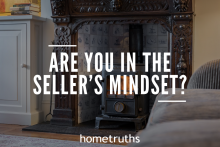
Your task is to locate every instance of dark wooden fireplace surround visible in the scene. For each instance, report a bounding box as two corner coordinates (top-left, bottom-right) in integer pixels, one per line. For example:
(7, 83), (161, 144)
(50, 0), (193, 126)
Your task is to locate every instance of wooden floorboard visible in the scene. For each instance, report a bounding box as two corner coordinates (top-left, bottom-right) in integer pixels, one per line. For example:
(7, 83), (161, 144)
(0, 124), (127, 146)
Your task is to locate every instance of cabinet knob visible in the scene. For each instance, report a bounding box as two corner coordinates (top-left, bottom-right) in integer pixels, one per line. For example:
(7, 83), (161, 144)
(21, 64), (27, 68)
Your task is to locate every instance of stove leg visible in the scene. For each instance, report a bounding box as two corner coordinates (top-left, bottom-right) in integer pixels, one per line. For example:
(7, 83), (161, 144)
(143, 120), (147, 129)
(95, 119), (101, 129)
(135, 122), (142, 131)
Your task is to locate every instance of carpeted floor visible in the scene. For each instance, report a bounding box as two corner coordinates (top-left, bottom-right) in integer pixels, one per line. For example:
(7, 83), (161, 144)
(0, 134), (124, 147)
(22, 120), (137, 137)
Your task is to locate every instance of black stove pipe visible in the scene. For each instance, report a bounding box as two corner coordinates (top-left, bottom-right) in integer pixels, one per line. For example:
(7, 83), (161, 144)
(129, 25), (143, 63)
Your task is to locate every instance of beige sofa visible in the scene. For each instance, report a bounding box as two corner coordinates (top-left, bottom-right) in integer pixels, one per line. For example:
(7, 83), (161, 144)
(129, 59), (220, 147)
(129, 89), (220, 147)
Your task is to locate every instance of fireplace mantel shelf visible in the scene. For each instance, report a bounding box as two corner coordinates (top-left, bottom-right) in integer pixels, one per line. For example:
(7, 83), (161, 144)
(51, 11), (193, 18)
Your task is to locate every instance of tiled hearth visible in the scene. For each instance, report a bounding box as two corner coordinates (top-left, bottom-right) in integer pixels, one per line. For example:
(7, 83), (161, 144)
(77, 24), (168, 123)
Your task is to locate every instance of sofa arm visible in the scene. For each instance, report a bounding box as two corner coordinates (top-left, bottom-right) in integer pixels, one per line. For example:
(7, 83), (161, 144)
(147, 88), (220, 127)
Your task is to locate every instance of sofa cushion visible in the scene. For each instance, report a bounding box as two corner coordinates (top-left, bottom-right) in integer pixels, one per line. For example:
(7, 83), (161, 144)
(129, 120), (220, 147)
(147, 88), (220, 127)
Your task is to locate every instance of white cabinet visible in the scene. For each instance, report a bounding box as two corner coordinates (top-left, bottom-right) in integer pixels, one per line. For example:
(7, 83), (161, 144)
(0, 15), (46, 125)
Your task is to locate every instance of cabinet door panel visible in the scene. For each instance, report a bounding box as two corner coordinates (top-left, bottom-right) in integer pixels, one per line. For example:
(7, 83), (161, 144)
(0, 35), (18, 101)
(0, 24), (27, 113)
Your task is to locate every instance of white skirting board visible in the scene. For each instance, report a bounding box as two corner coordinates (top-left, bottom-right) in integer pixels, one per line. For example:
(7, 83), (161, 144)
(0, 111), (44, 125)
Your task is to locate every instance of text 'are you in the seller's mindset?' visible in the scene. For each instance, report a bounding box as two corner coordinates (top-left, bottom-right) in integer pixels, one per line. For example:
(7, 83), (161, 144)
(33, 52), (187, 95)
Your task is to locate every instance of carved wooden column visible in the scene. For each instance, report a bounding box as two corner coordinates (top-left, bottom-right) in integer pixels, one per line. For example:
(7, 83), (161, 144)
(50, 0), (75, 126)
(171, 0), (193, 88)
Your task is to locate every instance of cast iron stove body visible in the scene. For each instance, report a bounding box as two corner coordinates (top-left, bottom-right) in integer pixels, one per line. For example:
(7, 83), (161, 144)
(95, 63), (150, 131)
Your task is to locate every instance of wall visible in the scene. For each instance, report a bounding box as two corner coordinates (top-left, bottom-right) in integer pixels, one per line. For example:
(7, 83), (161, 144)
(193, 0), (220, 72)
(41, 0), (55, 121)
(0, 0), (30, 13)
(0, 0), (41, 15)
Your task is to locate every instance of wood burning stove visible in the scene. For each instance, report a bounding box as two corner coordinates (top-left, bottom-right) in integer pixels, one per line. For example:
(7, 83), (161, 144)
(95, 25), (149, 131)
(95, 63), (149, 130)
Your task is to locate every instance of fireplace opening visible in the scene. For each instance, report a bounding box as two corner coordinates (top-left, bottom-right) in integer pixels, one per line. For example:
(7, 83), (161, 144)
(77, 23), (169, 130)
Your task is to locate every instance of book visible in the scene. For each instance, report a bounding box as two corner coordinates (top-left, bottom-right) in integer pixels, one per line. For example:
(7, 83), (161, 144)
(11, 10), (39, 16)
(10, 6), (39, 12)
(13, 3), (39, 8)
